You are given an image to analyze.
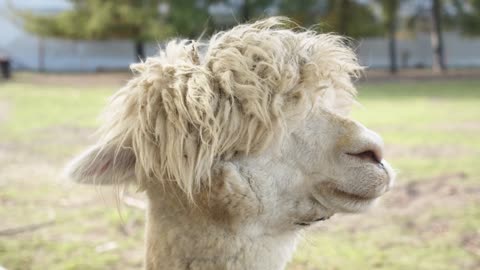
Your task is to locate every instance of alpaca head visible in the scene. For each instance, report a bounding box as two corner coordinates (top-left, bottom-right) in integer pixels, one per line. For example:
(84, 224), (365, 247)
(66, 18), (394, 232)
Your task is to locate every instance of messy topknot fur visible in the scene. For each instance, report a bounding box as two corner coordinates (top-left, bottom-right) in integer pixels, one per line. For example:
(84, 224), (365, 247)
(92, 17), (362, 200)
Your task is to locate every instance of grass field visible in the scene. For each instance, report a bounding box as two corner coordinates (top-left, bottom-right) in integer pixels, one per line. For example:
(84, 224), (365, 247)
(0, 75), (479, 270)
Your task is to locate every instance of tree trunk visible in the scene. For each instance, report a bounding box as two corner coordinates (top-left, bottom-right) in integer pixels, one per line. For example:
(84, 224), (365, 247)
(135, 40), (146, 61)
(387, 0), (398, 74)
(242, 0), (250, 22)
(431, 0), (446, 73)
(38, 37), (45, 72)
(338, 0), (351, 35)
(388, 24), (398, 74)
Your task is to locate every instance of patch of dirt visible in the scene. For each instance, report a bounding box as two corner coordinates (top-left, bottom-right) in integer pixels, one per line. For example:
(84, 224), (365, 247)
(462, 232), (480, 257)
(387, 173), (479, 217)
(0, 100), (10, 124)
(39, 125), (97, 145)
(0, 126), (96, 165)
(416, 218), (452, 237)
(433, 121), (480, 132)
(383, 173), (468, 208)
(0, 124), (127, 189)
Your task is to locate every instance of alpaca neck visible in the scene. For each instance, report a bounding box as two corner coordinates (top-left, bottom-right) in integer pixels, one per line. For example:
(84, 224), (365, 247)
(144, 189), (298, 270)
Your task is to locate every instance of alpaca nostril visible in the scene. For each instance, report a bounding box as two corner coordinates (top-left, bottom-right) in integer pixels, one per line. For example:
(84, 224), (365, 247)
(347, 150), (382, 164)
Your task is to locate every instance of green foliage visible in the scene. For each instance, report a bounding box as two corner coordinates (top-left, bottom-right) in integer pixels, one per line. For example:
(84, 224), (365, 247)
(16, 0), (172, 41)
(321, 0), (382, 37)
(404, 0), (474, 33)
(456, 0), (480, 35)
(167, 0), (211, 38)
(278, 0), (323, 27)
(239, 0), (273, 21)
(377, 0), (399, 28)
(14, 0), (214, 58)
(209, 0), (272, 28)
(15, 0), (214, 41)
(15, 0), (433, 41)
(278, 0), (382, 37)
(15, 0), (480, 42)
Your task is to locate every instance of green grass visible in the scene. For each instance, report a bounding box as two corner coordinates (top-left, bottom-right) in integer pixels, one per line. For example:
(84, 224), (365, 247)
(0, 78), (479, 270)
(0, 234), (120, 270)
(353, 80), (480, 183)
(0, 83), (112, 140)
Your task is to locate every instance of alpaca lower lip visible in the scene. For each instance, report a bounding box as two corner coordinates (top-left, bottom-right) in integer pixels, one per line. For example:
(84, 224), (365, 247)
(321, 182), (380, 201)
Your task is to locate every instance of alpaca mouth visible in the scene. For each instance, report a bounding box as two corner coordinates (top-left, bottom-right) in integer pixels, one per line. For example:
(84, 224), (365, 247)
(294, 215), (333, 226)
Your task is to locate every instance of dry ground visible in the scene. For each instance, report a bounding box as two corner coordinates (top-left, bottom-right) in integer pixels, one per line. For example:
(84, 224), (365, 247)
(0, 72), (479, 270)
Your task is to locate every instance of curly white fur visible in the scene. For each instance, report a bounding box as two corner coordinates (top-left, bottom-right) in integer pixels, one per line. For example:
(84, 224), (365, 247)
(90, 17), (362, 200)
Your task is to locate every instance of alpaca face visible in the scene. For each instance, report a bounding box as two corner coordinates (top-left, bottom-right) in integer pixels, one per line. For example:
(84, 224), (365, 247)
(289, 108), (394, 214)
(226, 105), (395, 231)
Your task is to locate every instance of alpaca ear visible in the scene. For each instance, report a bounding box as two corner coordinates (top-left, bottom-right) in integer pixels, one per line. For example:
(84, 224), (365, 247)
(64, 144), (136, 185)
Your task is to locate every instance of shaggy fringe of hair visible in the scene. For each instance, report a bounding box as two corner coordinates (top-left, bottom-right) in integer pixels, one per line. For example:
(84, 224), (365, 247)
(96, 17), (362, 201)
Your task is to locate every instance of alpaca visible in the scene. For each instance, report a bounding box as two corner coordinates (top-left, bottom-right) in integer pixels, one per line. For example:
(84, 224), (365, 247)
(66, 17), (395, 270)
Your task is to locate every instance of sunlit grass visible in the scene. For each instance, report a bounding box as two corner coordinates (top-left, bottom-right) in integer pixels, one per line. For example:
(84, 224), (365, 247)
(0, 83), (113, 140)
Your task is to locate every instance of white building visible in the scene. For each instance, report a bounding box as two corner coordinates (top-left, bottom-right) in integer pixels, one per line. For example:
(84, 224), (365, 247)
(1, 0), (480, 71)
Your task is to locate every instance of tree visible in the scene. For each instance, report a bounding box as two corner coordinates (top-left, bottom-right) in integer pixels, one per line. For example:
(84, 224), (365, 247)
(405, 0), (449, 72)
(242, 0), (252, 21)
(321, 0), (383, 38)
(15, 0), (211, 61)
(278, 0), (323, 27)
(378, 0), (400, 74)
(453, 0), (480, 35)
(238, 0), (273, 22)
(165, 0), (212, 38)
(278, 0), (382, 38)
(431, 0), (446, 72)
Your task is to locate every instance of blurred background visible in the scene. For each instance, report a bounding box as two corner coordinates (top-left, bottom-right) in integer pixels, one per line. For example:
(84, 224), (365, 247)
(0, 0), (479, 269)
